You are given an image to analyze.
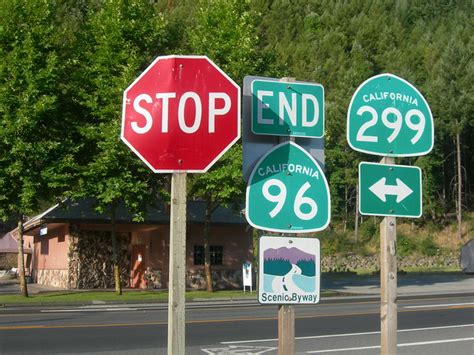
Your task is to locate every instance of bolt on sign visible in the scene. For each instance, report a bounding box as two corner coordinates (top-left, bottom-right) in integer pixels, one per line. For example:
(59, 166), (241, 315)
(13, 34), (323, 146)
(121, 55), (240, 173)
(259, 236), (320, 305)
(251, 79), (324, 138)
(246, 141), (330, 233)
(347, 73), (433, 157)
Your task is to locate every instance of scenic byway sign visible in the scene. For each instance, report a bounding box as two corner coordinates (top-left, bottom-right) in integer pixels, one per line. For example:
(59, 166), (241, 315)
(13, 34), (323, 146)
(122, 55), (240, 173)
(259, 236), (320, 304)
(246, 141), (330, 233)
(251, 79), (324, 138)
(359, 162), (422, 218)
(347, 73), (433, 157)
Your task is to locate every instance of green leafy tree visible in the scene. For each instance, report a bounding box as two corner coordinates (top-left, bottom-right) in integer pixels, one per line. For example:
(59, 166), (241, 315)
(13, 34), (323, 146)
(0, 0), (83, 296)
(187, 0), (269, 291)
(72, 1), (172, 294)
(427, 15), (473, 239)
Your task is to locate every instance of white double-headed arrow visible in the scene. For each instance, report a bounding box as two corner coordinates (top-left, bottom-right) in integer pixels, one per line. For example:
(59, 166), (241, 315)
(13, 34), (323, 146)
(369, 177), (413, 203)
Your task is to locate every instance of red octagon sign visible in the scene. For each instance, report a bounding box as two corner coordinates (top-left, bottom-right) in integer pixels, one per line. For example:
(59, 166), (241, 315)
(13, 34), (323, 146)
(121, 55), (240, 173)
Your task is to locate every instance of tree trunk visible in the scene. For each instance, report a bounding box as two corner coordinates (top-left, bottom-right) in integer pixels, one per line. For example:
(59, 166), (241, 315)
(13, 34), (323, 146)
(456, 132), (463, 241)
(343, 186), (348, 232)
(203, 198), (217, 292)
(17, 217), (28, 297)
(354, 184), (359, 243)
(203, 200), (213, 292)
(111, 205), (122, 295)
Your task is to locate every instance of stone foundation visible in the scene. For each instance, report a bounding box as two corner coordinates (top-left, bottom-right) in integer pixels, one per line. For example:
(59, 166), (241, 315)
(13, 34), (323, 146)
(36, 269), (69, 289)
(321, 253), (459, 272)
(68, 226), (131, 289)
(187, 269), (242, 290)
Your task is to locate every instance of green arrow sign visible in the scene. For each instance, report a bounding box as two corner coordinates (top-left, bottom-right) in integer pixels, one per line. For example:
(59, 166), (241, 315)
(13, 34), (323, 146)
(246, 141), (330, 233)
(359, 162), (422, 218)
(347, 73), (433, 157)
(252, 79), (324, 138)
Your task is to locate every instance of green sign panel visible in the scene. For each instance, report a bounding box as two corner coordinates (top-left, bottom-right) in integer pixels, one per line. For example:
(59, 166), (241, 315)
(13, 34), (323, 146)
(359, 162), (422, 218)
(252, 80), (324, 138)
(347, 73), (433, 157)
(246, 141), (330, 233)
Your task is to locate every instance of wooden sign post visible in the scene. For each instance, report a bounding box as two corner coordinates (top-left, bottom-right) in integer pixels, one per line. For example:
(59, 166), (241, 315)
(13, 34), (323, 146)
(167, 173), (187, 355)
(380, 157), (397, 355)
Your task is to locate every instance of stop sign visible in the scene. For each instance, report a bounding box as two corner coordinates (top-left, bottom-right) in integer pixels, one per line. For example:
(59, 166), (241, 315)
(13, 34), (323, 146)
(121, 55), (240, 173)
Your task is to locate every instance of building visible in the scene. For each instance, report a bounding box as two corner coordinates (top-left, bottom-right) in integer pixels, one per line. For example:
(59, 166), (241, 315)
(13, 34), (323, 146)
(12, 199), (253, 290)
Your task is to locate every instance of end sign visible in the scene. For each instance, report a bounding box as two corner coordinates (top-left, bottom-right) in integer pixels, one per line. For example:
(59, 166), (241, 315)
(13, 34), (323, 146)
(252, 80), (324, 138)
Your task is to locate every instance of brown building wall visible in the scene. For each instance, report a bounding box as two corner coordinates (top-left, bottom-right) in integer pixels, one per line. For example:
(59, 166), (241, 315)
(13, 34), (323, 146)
(33, 224), (69, 270)
(32, 224), (70, 288)
(27, 221), (252, 290)
(186, 225), (252, 270)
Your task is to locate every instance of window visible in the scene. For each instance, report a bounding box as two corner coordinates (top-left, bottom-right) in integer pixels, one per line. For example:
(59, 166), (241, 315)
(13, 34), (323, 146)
(193, 246), (204, 265)
(193, 245), (223, 265)
(210, 246), (223, 265)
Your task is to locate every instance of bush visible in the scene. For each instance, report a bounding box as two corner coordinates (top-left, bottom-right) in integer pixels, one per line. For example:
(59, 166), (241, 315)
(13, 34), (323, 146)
(359, 219), (379, 242)
(397, 234), (418, 257)
(420, 236), (440, 256)
(320, 230), (353, 255)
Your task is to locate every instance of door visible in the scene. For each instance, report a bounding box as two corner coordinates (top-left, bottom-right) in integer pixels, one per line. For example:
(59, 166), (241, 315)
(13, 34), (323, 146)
(131, 245), (147, 288)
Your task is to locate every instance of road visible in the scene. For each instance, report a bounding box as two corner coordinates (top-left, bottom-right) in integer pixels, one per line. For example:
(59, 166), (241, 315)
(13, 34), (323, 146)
(0, 294), (473, 354)
(272, 264), (304, 293)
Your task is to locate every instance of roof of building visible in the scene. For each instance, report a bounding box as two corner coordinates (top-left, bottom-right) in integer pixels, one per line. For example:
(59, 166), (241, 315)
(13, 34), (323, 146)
(20, 198), (246, 232)
(0, 232), (32, 253)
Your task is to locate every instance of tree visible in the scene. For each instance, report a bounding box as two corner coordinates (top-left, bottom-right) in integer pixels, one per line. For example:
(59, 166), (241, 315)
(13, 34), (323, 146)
(427, 15), (473, 239)
(187, 0), (269, 291)
(72, 0), (172, 294)
(0, 0), (83, 296)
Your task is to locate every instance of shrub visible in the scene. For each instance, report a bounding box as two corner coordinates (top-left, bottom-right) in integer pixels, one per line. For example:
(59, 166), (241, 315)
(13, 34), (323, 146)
(397, 234), (418, 257)
(359, 219), (379, 242)
(420, 236), (440, 256)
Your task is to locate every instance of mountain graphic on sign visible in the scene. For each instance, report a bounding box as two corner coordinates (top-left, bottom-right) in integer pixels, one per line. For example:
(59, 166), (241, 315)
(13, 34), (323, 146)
(263, 247), (316, 277)
(264, 247), (315, 264)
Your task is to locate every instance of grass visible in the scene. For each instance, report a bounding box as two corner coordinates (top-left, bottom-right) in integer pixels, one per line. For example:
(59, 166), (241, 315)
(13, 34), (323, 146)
(0, 288), (341, 306)
(398, 265), (461, 273)
(0, 289), (258, 305)
(349, 265), (460, 275)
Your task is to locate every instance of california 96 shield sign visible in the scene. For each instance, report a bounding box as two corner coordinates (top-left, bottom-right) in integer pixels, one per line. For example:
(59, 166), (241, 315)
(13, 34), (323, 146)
(245, 141), (330, 233)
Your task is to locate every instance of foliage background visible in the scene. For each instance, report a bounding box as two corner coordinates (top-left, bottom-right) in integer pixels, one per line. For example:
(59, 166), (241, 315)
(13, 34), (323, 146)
(0, 0), (472, 256)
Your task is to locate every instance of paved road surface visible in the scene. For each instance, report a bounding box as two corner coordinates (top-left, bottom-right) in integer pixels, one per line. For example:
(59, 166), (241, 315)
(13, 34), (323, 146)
(0, 294), (473, 354)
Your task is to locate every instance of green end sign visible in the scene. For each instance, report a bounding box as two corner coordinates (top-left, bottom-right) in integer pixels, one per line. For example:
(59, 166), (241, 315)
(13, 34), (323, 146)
(347, 73), (433, 157)
(359, 162), (422, 218)
(246, 141), (330, 233)
(252, 80), (324, 138)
